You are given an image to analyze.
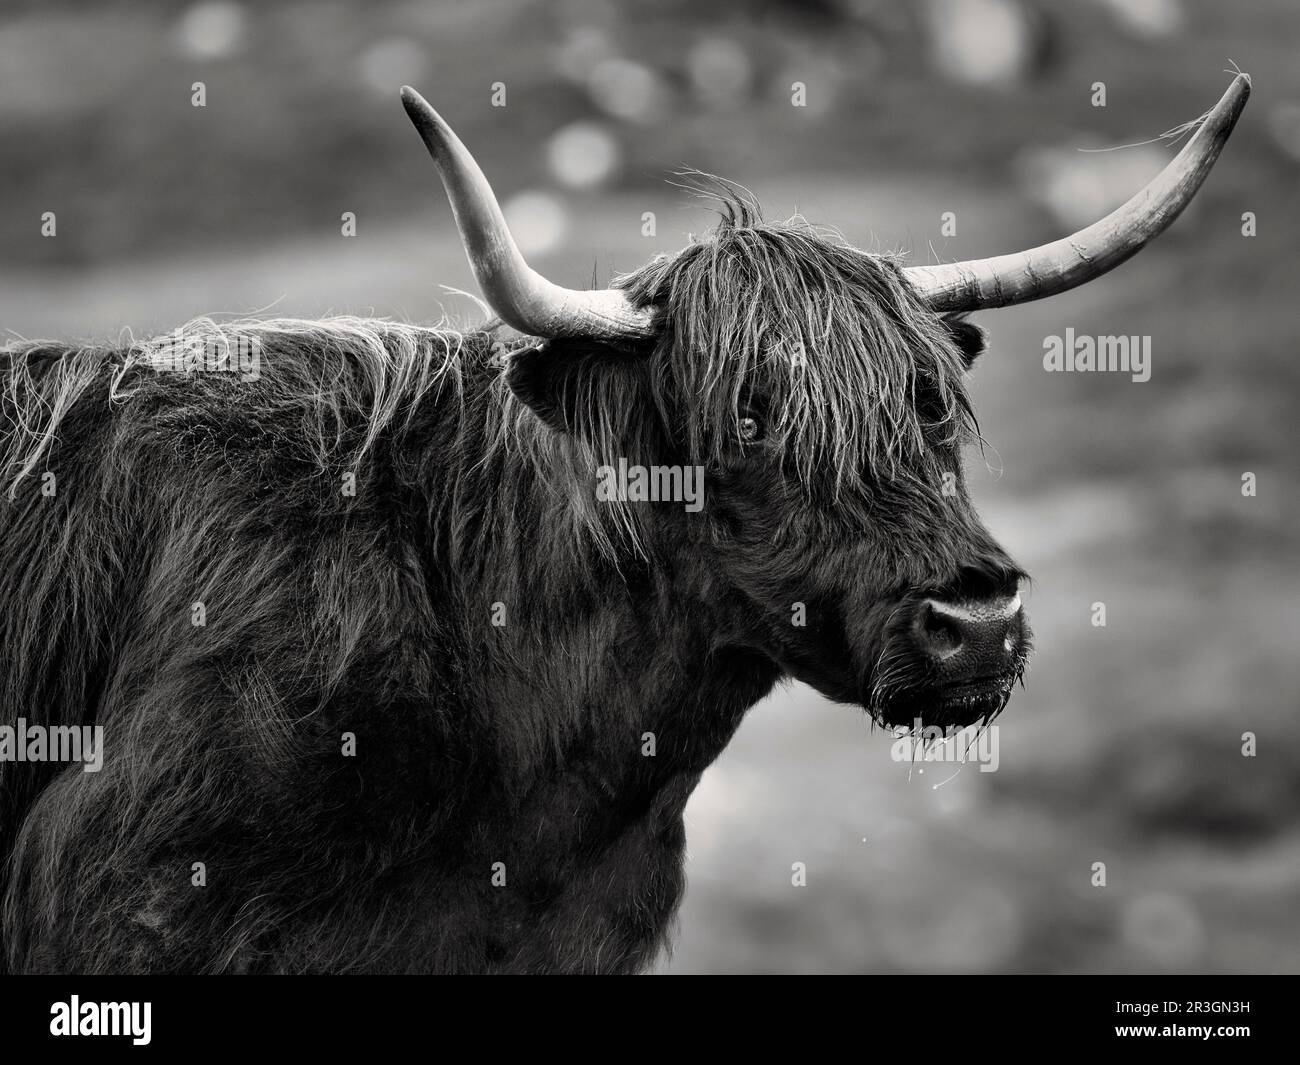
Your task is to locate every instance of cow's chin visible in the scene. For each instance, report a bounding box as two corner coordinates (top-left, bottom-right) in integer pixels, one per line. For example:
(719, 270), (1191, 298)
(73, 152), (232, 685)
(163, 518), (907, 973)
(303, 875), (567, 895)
(872, 674), (1018, 730)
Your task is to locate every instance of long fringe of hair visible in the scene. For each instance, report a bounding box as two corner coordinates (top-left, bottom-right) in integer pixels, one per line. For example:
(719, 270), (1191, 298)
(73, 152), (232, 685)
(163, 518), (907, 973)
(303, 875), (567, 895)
(619, 185), (976, 499)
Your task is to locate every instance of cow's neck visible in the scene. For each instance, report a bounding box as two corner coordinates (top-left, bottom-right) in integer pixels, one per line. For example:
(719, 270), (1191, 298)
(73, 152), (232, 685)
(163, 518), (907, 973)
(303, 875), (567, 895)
(423, 370), (781, 814)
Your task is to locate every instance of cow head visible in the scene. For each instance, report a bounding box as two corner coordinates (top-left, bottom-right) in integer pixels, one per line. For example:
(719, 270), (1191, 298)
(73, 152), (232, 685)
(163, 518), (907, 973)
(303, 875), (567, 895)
(400, 77), (1248, 729)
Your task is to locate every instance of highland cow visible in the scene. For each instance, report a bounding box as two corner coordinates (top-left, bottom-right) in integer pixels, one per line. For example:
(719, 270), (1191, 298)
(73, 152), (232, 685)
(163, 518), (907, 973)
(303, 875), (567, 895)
(0, 76), (1248, 972)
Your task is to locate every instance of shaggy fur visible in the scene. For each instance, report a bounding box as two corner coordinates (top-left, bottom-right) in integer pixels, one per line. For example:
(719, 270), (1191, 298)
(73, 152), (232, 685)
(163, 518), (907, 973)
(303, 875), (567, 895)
(0, 202), (1024, 973)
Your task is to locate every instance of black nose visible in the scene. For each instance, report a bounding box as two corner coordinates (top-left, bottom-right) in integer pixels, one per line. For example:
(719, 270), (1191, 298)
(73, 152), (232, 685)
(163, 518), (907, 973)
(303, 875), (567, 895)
(913, 593), (1026, 679)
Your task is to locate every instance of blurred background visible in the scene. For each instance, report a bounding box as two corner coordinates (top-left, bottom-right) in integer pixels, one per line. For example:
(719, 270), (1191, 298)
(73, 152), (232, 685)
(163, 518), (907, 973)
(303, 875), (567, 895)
(2, 0), (1297, 973)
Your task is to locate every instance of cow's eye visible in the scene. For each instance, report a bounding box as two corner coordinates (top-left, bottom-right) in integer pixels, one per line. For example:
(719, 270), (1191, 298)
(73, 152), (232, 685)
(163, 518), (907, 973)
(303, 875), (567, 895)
(738, 416), (763, 443)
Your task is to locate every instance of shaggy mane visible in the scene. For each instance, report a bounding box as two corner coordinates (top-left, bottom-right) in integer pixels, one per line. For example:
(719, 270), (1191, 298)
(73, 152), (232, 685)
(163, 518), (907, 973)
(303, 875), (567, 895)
(0, 317), (467, 499)
(0, 317), (654, 589)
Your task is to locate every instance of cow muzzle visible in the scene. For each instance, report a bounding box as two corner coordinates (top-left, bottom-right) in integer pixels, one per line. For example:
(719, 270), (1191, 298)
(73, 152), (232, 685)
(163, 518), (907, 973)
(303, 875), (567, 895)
(914, 593), (1026, 680)
(872, 587), (1031, 729)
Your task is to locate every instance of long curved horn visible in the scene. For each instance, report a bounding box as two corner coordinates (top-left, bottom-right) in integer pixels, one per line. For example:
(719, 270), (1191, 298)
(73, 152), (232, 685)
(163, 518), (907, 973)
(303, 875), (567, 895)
(904, 74), (1250, 312)
(400, 87), (656, 342)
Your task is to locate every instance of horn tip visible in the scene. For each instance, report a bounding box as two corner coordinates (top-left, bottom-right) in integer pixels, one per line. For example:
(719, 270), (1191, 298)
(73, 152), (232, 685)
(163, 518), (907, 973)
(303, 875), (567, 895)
(400, 86), (450, 148)
(1215, 71), (1251, 131)
(399, 85), (426, 115)
(400, 85), (439, 124)
(1219, 71), (1251, 117)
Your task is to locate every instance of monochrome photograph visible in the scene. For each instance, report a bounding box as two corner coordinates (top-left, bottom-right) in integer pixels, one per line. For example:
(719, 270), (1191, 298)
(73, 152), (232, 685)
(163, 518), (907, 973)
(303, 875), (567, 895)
(0, 0), (1295, 1045)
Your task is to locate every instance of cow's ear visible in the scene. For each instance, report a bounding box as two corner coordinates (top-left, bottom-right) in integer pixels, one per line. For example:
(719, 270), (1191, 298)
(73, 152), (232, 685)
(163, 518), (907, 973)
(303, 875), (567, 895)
(944, 317), (987, 371)
(504, 338), (646, 437)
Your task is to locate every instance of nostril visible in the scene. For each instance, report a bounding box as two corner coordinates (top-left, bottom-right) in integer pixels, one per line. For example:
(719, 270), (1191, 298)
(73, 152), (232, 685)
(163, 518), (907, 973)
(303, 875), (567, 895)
(917, 595), (1025, 670)
(919, 602), (964, 657)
